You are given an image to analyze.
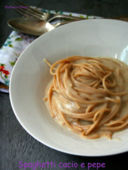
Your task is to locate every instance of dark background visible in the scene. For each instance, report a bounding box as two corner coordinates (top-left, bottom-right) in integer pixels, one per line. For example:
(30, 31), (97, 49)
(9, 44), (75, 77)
(0, 0), (128, 170)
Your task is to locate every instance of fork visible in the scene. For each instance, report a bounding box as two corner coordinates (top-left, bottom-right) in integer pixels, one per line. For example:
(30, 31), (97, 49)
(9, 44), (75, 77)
(14, 1), (49, 20)
(14, 1), (85, 22)
(14, 1), (128, 23)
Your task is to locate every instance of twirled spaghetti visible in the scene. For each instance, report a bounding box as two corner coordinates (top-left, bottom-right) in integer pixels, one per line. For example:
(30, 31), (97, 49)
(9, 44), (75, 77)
(44, 56), (128, 139)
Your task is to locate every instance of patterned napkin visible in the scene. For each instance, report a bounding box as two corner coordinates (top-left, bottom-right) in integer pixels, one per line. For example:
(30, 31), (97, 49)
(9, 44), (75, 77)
(0, 9), (97, 93)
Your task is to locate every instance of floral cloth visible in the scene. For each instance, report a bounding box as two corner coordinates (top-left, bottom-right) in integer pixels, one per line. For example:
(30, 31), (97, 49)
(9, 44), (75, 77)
(0, 9), (98, 93)
(0, 31), (35, 92)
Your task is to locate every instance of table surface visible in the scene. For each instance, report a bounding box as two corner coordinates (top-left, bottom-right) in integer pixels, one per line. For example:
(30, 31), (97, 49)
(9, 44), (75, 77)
(0, 0), (128, 170)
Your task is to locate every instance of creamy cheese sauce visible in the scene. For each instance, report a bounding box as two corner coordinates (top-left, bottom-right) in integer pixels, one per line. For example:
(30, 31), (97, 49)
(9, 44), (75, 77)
(44, 56), (128, 139)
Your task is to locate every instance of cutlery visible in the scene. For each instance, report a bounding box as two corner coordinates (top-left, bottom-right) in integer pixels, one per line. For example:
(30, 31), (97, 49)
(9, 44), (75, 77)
(8, 17), (69, 36)
(15, 1), (86, 22)
(8, 15), (128, 36)
(15, 1), (128, 23)
(15, 1), (49, 21)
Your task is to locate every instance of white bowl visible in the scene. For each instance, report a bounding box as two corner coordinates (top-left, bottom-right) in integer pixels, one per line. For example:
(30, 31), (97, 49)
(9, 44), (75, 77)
(9, 19), (128, 156)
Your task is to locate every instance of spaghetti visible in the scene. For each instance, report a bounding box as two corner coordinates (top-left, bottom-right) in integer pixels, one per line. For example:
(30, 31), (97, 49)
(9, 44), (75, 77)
(44, 56), (128, 139)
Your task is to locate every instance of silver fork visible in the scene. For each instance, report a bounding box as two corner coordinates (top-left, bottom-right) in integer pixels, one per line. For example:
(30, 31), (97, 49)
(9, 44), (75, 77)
(14, 1), (128, 23)
(14, 1), (85, 22)
(14, 1), (49, 20)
